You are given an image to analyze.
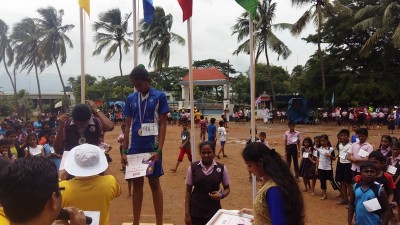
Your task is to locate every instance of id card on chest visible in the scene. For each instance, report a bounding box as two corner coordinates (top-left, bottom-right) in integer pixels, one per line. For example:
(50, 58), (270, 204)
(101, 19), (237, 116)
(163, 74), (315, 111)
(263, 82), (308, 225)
(140, 123), (158, 136)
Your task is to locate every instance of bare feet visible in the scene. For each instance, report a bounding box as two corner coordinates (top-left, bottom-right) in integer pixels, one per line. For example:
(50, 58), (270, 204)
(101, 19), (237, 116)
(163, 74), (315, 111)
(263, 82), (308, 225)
(170, 169), (177, 172)
(302, 188), (308, 192)
(320, 195), (327, 200)
(310, 192), (316, 196)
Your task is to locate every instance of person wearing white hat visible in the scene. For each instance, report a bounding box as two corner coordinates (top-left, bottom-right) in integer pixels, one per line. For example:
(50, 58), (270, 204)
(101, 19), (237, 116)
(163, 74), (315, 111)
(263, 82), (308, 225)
(60, 144), (121, 225)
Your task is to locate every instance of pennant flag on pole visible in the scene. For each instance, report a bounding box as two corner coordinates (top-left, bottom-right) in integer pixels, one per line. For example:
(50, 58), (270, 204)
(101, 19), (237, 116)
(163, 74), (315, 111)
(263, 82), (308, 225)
(143, 0), (155, 23)
(177, 0), (193, 22)
(255, 96), (261, 105)
(235, 0), (257, 19)
(78, 0), (90, 16)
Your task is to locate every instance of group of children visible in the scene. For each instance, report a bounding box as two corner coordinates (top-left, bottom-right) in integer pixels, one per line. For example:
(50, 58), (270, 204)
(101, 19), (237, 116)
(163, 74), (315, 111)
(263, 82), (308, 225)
(287, 121), (400, 224)
(0, 119), (113, 172)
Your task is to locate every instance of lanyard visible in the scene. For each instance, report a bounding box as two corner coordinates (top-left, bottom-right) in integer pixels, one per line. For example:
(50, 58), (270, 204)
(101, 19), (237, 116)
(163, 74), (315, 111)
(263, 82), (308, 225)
(138, 93), (148, 125)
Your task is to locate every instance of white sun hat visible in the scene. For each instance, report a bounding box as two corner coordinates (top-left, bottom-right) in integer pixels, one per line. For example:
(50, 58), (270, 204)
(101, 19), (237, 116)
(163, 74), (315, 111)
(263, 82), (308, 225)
(64, 144), (108, 177)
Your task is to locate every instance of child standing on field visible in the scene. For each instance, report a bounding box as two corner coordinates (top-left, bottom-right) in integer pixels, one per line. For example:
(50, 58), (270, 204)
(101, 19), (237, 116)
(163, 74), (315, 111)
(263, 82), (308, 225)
(284, 121), (301, 178)
(335, 129), (352, 205)
(170, 123), (192, 172)
(199, 115), (207, 142)
(348, 161), (391, 225)
(207, 118), (217, 148)
(256, 132), (269, 147)
(299, 137), (314, 193)
(316, 134), (335, 200)
(216, 121), (227, 159)
(309, 136), (320, 196)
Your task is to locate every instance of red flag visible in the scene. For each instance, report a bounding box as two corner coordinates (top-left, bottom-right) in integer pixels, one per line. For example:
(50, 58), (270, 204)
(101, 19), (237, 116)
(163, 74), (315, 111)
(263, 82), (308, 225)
(177, 0), (192, 22)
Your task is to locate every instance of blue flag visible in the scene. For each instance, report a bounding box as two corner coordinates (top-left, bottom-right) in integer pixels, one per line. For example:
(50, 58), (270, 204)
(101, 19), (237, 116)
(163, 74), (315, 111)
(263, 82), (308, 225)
(143, 0), (154, 23)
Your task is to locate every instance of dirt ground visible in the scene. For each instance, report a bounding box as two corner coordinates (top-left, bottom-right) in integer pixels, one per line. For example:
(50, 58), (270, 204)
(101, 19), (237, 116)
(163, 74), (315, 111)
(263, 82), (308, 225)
(104, 119), (395, 225)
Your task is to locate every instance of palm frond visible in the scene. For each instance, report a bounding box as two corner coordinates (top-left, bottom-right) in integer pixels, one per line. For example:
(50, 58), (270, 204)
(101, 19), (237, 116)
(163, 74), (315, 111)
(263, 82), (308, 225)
(291, 8), (312, 36)
(353, 17), (382, 31)
(392, 24), (400, 48)
(359, 27), (388, 58)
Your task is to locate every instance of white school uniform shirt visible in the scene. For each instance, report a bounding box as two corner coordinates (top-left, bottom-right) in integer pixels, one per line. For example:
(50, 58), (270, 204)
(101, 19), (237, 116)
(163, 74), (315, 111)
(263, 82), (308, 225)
(339, 142), (352, 164)
(284, 130), (300, 145)
(26, 145), (43, 156)
(317, 146), (334, 170)
(218, 127), (227, 142)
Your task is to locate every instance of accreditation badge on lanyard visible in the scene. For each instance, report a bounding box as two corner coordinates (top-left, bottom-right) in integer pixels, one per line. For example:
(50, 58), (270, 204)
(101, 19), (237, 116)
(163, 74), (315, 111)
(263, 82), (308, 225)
(137, 94), (159, 136)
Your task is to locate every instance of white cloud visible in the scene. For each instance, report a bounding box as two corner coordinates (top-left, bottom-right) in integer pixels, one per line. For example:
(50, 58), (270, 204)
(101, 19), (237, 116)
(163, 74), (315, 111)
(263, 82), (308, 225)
(0, 0), (316, 92)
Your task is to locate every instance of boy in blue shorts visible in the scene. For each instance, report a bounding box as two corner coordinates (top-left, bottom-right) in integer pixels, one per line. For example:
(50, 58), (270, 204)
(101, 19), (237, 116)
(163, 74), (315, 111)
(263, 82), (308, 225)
(207, 118), (217, 147)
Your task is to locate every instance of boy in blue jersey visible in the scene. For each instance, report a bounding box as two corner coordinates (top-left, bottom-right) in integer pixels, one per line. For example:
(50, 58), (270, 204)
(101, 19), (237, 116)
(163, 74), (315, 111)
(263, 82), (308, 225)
(348, 161), (390, 225)
(207, 118), (217, 148)
(122, 65), (169, 225)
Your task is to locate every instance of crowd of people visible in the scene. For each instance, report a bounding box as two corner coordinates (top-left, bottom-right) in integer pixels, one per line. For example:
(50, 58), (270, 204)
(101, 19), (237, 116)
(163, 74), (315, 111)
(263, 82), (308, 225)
(1, 64), (400, 225)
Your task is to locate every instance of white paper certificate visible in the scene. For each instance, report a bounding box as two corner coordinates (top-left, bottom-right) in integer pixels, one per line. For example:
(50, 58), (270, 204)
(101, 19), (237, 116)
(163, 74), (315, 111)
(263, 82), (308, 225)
(59, 151), (70, 171)
(83, 211), (100, 225)
(358, 149), (369, 158)
(388, 165), (398, 175)
(125, 153), (154, 179)
(206, 209), (253, 225)
(339, 152), (348, 160)
(363, 198), (381, 212)
(302, 152), (309, 158)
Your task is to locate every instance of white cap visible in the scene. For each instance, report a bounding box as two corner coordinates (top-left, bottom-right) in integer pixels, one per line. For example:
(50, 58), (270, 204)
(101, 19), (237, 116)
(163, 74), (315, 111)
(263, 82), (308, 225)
(64, 144), (108, 177)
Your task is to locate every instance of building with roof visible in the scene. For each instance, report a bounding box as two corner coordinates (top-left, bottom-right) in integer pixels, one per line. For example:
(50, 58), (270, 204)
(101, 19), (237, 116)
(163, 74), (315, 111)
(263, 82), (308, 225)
(178, 68), (231, 111)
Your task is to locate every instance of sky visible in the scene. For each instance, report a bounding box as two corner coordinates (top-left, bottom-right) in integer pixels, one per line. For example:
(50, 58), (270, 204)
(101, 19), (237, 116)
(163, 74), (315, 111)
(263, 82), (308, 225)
(0, 0), (316, 93)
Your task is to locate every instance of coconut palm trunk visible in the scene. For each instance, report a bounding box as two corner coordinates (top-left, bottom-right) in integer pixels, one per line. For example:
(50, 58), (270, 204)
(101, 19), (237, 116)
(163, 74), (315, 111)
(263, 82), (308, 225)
(54, 58), (68, 111)
(317, 5), (326, 109)
(265, 46), (276, 109)
(3, 58), (18, 109)
(118, 41), (124, 99)
(33, 60), (43, 113)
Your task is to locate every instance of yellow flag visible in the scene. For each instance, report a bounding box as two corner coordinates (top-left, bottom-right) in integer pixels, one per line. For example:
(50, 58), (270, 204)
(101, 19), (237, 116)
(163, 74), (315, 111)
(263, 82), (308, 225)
(78, 0), (90, 16)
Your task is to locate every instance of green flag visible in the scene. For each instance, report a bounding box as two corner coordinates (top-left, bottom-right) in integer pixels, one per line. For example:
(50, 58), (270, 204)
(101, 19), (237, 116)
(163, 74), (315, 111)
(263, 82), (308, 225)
(235, 0), (258, 19)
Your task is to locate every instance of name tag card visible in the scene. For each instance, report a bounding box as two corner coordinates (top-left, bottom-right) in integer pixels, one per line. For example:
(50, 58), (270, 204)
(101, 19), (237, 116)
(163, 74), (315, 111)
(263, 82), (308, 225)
(141, 123), (158, 136)
(388, 165), (398, 175)
(291, 137), (298, 143)
(302, 152), (309, 158)
(339, 152), (347, 160)
(313, 150), (318, 157)
(358, 149), (369, 158)
(363, 198), (381, 212)
(50, 147), (55, 154)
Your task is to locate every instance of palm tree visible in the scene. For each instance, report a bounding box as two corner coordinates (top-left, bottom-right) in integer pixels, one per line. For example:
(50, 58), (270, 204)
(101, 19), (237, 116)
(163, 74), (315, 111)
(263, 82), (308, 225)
(353, 0), (400, 58)
(139, 7), (185, 85)
(232, 0), (292, 109)
(93, 8), (132, 98)
(290, 0), (337, 109)
(35, 6), (74, 111)
(0, 19), (18, 109)
(12, 18), (46, 113)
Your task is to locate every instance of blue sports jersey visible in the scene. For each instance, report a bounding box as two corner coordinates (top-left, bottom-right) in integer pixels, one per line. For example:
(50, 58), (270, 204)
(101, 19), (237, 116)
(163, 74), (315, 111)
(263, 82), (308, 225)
(124, 88), (169, 152)
(353, 183), (382, 225)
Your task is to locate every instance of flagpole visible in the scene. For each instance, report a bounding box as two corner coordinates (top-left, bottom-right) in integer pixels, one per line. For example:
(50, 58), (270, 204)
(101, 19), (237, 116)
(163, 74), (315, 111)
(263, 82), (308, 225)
(79, 7), (86, 104)
(249, 18), (257, 202)
(186, 18), (196, 162)
(132, 0), (138, 67)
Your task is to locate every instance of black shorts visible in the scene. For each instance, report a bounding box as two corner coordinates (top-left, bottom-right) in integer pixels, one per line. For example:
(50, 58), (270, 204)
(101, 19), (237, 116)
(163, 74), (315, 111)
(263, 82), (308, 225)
(335, 162), (352, 184)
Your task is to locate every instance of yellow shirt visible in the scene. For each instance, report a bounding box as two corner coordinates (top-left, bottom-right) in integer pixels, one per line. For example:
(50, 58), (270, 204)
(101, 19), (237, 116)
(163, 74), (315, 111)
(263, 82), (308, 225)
(0, 207), (10, 225)
(253, 179), (277, 225)
(10, 147), (18, 159)
(59, 175), (121, 225)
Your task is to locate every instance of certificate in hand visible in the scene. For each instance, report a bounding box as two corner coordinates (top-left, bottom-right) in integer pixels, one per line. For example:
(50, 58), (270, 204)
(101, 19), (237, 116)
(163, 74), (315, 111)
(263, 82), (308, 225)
(124, 153), (154, 179)
(206, 209), (253, 225)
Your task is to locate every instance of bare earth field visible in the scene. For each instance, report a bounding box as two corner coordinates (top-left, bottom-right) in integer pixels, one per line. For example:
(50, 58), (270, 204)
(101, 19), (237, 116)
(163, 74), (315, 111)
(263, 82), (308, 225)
(105, 120), (395, 225)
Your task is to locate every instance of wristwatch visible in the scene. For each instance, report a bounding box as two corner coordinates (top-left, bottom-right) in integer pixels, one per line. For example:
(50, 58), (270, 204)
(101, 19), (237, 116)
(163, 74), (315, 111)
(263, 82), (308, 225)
(95, 109), (101, 114)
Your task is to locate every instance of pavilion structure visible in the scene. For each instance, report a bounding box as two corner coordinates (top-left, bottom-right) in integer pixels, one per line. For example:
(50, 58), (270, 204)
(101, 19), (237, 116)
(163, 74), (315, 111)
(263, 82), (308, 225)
(178, 68), (231, 111)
